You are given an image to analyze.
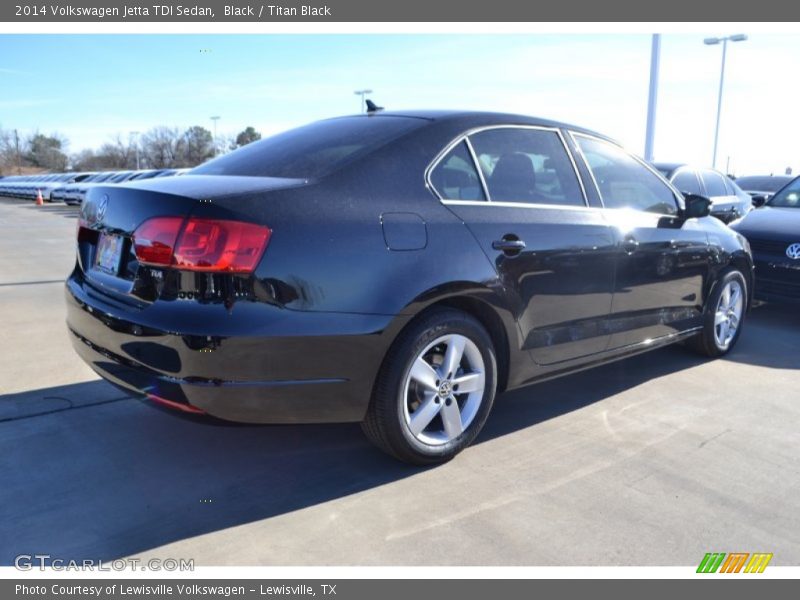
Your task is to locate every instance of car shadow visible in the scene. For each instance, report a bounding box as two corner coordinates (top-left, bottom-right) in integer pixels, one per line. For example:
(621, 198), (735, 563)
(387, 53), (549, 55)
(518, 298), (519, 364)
(720, 302), (800, 370)
(0, 341), (707, 565)
(18, 202), (79, 219)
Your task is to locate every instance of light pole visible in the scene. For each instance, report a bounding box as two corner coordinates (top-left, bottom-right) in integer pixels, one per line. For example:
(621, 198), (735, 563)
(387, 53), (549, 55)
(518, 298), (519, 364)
(130, 131), (140, 170)
(643, 34), (661, 162)
(704, 34), (747, 169)
(210, 116), (221, 156)
(13, 129), (21, 174)
(353, 89), (373, 113)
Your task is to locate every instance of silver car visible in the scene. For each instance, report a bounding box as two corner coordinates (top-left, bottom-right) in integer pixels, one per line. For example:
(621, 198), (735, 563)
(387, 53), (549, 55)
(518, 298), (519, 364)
(654, 163), (753, 224)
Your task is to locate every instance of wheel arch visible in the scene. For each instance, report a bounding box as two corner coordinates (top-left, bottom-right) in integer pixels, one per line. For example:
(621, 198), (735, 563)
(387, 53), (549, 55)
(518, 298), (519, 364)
(378, 285), (516, 395)
(726, 251), (755, 310)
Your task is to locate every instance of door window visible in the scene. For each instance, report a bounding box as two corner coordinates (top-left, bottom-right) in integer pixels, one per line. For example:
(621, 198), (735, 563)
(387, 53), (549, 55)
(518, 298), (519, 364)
(700, 170), (729, 197)
(671, 169), (703, 195)
(575, 135), (678, 215)
(429, 141), (486, 201)
(468, 128), (584, 206)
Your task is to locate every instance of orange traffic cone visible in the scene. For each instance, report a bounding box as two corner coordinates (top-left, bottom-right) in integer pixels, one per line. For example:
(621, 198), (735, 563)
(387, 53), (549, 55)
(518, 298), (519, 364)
(35, 189), (44, 206)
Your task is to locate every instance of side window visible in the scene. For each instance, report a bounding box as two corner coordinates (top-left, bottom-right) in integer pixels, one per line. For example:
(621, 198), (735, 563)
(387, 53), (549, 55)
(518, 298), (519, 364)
(700, 170), (728, 197)
(727, 178), (753, 202)
(429, 141), (486, 201)
(671, 169), (703, 196)
(468, 128), (584, 206)
(575, 136), (678, 215)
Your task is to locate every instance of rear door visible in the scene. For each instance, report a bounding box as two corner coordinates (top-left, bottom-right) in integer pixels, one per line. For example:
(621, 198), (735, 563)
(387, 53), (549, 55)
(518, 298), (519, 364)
(572, 134), (712, 349)
(430, 126), (617, 366)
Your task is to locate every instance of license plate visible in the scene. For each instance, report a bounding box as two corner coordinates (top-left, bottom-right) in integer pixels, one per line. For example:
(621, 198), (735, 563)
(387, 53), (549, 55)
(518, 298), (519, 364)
(95, 233), (124, 275)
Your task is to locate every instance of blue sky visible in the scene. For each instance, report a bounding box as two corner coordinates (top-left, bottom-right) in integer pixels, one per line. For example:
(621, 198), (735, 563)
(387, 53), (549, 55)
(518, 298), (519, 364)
(1, 33), (798, 174)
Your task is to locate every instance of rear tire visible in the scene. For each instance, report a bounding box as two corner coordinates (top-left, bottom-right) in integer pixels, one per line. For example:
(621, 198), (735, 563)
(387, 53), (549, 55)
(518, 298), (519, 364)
(361, 308), (497, 465)
(688, 268), (747, 357)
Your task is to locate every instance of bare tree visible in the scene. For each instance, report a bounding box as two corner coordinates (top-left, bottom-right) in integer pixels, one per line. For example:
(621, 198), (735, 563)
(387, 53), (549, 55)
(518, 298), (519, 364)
(141, 126), (182, 168)
(0, 127), (31, 174)
(70, 148), (100, 171)
(97, 134), (136, 169)
(0, 127), (16, 174)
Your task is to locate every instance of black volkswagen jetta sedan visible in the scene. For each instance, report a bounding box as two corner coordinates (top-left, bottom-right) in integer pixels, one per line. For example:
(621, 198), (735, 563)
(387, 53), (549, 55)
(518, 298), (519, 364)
(730, 176), (800, 303)
(67, 111), (753, 464)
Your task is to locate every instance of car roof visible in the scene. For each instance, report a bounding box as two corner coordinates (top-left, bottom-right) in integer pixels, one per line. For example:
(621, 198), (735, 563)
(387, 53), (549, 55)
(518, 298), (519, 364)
(653, 162), (689, 172)
(327, 110), (620, 145)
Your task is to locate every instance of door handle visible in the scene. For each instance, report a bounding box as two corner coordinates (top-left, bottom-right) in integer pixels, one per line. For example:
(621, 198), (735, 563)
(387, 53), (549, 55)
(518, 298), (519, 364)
(492, 237), (526, 255)
(622, 236), (640, 254)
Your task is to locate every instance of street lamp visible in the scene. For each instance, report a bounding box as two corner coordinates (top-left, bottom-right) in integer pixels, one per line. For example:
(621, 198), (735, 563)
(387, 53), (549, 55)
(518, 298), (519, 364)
(210, 116), (221, 156)
(704, 34), (748, 169)
(643, 34), (661, 162)
(129, 131), (140, 170)
(354, 89), (373, 114)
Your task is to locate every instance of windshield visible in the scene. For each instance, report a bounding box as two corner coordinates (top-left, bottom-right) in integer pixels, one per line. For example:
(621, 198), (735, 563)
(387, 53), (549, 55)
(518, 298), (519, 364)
(192, 116), (426, 179)
(735, 176), (792, 192)
(768, 177), (800, 208)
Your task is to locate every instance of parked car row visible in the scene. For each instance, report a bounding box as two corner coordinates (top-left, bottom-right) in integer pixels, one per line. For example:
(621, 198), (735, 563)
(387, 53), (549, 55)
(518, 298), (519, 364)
(654, 163), (755, 224)
(0, 172), (94, 202)
(650, 165), (800, 304)
(0, 169), (189, 204)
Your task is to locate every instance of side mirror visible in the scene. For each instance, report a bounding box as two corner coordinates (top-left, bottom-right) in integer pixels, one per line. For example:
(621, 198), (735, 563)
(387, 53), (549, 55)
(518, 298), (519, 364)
(751, 194), (767, 208)
(682, 193), (712, 219)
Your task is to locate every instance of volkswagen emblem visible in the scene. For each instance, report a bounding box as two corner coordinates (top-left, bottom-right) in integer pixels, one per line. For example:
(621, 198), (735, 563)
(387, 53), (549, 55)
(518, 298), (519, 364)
(787, 243), (800, 260)
(96, 194), (109, 222)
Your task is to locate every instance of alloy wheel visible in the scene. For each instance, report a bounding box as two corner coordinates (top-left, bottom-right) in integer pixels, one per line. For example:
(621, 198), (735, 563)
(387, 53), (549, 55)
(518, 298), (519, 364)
(401, 334), (486, 446)
(713, 280), (744, 350)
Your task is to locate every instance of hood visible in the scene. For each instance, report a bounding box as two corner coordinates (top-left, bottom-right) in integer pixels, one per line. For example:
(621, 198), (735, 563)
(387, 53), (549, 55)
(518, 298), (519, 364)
(731, 206), (800, 239)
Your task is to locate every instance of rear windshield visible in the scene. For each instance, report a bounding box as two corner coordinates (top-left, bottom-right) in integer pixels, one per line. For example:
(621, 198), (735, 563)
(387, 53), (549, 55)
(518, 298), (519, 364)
(192, 116), (426, 179)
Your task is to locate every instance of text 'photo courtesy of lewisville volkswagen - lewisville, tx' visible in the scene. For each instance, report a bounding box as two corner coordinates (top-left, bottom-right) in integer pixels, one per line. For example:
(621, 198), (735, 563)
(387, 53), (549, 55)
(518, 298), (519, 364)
(0, 20), (799, 588)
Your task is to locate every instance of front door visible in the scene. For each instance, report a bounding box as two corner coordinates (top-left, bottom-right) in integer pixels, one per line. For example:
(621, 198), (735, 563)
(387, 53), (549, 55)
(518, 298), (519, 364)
(429, 126), (617, 366)
(572, 134), (711, 349)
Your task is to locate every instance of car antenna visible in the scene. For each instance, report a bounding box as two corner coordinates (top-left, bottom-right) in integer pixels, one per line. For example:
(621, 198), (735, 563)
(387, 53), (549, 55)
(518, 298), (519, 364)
(365, 99), (384, 113)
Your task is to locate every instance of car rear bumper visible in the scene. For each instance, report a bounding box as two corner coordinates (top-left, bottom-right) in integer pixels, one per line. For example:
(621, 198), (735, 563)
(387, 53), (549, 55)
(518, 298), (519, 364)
(66, 276), (405, 423)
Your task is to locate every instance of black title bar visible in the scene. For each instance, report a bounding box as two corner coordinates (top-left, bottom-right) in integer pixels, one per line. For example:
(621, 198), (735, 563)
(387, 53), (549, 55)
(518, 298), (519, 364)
(1, 0), (798, 22)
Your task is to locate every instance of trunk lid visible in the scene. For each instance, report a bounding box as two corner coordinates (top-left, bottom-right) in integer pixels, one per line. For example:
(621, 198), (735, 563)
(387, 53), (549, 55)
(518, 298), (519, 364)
(76, 175), (305, 306)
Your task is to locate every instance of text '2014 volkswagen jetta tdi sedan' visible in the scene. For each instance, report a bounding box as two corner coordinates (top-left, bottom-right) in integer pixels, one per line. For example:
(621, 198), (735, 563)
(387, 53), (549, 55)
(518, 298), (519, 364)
(67, 111), (754, 464)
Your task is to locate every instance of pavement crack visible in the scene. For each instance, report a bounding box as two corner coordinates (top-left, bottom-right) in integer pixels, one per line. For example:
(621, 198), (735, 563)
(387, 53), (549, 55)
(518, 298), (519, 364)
(0, 395), (134, 423)
(698, 428), (732, 449)
(0, 279), (65, 287)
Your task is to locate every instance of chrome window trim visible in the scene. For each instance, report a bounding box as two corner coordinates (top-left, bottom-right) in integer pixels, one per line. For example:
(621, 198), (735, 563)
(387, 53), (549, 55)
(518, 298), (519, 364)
(698, 168), (731, 199)
(441, 199), (602, 212)
(568, 131), (685, 212)
(669, 166), (702, 189)
(424, 124), (589, 208)
(463, 136), (491, 201)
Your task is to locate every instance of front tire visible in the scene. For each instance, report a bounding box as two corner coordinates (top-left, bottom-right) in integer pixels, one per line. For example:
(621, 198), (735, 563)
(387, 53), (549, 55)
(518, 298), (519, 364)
(361, 308), (497, 465)
(689, 268), (747, 357)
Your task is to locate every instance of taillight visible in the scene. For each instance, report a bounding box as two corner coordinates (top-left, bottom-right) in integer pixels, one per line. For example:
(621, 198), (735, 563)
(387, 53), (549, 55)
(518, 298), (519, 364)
(133, 217), (184, 267)
(133, 217), (271, 273)
(174, 219), (271, 273)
